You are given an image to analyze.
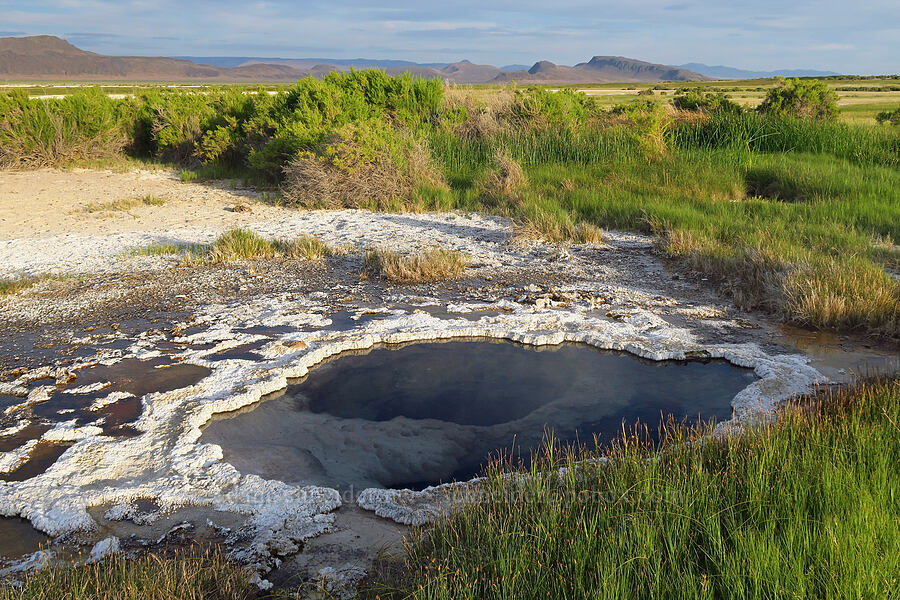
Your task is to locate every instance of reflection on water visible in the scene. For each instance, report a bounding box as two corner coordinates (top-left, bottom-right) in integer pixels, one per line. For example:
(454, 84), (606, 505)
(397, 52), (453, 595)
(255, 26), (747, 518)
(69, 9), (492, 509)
(779, 325), (900, 382)
(0, 441), (70, 482)
(204, 340), (757, 492)
(0, 517), (50, 561)
(0, 358), (211, 481)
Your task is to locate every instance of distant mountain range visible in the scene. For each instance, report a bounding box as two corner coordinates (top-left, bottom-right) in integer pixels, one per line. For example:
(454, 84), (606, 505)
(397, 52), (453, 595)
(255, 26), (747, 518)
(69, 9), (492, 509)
(0, 36), (837, 84)
(0, 36), (303, 81)
(677, 63), (841, 79)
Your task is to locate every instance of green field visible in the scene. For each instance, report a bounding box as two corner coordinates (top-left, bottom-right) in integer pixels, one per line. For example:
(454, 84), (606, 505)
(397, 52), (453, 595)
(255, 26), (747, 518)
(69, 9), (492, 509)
(3, 76), (899, 124)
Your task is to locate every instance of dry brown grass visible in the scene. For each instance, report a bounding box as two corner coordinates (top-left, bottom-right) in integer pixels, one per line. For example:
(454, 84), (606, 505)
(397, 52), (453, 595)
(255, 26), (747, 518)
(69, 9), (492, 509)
(514, 210), (604, 245)
(476, 149), (527, 205)
(444, 84), (516, 142)
(282, 151), (407, 210)
(784, 258), (900, 333)
(364, 247), (469, 283)
(281, 134), (447, 211)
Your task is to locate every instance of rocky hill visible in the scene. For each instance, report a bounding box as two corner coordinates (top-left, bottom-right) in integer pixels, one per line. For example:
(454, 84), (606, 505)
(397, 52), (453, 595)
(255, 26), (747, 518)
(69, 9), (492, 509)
(0, 36), (708, 83)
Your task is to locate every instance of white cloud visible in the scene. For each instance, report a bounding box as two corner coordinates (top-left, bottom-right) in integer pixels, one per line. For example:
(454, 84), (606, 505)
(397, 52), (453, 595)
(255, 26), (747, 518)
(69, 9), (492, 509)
(811, 43), (856, 51)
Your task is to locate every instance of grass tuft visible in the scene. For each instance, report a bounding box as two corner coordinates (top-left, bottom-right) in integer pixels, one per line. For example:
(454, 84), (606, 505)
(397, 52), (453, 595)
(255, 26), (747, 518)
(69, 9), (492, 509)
(179, 228), (336, 265)
(273, 234), (333, 262)
(0, 275), (45, 296)
(84, 194), (164, 213)
(364, 247), (469, 283)
(126, 242), (203, 258)
(205, 229), (277, 263)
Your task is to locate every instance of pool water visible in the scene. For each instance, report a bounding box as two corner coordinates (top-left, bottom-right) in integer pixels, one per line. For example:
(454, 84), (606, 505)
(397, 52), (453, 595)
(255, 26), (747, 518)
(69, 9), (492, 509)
(203, 340), (757, 492)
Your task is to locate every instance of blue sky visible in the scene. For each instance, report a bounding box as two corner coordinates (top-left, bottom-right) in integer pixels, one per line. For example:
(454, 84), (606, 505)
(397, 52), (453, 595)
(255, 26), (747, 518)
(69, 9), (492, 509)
(1, 1), (898, 73)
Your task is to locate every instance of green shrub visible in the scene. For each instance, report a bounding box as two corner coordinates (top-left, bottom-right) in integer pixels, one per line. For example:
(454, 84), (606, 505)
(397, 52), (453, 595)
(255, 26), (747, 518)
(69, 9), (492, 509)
(672, 89), (743, 114)
(509, 88), (604, 126)
(876, 107), (900, 125)
(0, 89), (129, 168)
(280, 118), (446, 209)
(757, 77), (839, 121)
(609, 100), (672, 157)
(242, 71), (443, 179)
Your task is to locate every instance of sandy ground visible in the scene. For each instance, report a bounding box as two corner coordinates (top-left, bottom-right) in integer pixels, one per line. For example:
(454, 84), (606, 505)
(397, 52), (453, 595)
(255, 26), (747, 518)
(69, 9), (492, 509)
(0, 168), (281, 240)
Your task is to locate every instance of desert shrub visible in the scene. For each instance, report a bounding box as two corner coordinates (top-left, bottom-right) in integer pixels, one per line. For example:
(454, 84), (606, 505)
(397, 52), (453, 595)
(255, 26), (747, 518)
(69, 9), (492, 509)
(475, 149), (527, 205)
(243, 71), (443, 179)
(444, 87), (514, 142)
(128, 90), (219, 163)
(608, 100), (672, 157)
(509, 88), (604, 126)
(876, 107), (900, 125)
(0, 89), (129, 168)
(672, 89), (742, 114)
(757, 77), (839, 121)
(281, 118), (446, 209)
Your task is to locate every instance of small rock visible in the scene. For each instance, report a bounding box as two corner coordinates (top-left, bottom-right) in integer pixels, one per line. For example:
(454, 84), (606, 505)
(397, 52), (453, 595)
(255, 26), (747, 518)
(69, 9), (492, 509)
(231, 204), (252, 213)
(89, 537), (120, 562)
(535, 297), (553, 310)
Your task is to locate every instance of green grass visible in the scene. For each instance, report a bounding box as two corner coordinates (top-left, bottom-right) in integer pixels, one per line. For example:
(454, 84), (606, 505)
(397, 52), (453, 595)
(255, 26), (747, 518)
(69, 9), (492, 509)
(181, 228), (336, 264)
(422, 119), (900, 335)
(0, 550), (253, 600)
(0, 274), (69, 296)
(125, 242), (204, 258)
(367, 379), (900, 599)
(179, 169), (199, 182)
(0, 275), (43, 295)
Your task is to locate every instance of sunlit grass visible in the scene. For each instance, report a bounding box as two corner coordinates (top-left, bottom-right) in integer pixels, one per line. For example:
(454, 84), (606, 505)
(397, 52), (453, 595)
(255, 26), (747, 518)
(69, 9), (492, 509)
(367, 379), (900, 599)
(364, 247), (469, 283)
(0, 550), (253, 600)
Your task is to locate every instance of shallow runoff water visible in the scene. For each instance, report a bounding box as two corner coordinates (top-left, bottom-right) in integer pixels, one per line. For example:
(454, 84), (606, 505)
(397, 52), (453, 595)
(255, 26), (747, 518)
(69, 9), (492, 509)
(203, 340), (757, 493)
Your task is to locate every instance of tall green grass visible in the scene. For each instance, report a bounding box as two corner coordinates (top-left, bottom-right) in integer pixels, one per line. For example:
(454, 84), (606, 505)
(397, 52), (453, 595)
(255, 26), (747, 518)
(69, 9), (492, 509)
(670, 111), (899, 166)
(368, 379), (900, 599)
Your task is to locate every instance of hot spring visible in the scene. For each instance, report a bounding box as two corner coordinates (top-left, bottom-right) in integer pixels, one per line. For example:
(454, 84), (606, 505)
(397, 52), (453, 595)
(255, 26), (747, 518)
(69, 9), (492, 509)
(202, 340), (757, 492)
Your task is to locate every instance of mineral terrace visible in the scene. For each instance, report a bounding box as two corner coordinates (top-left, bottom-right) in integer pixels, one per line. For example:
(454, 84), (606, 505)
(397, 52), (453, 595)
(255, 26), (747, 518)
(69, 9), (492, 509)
(1, 168), (895, 592)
